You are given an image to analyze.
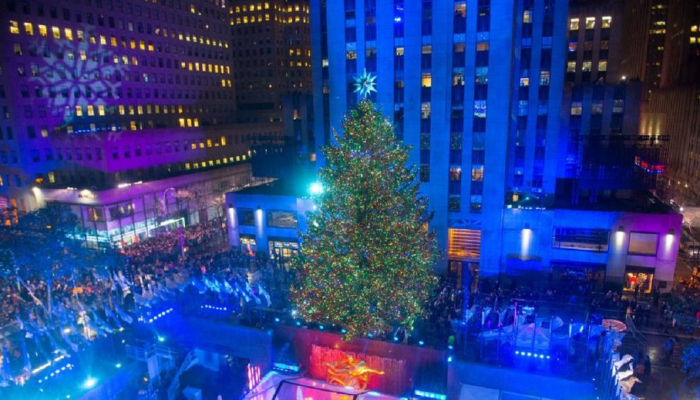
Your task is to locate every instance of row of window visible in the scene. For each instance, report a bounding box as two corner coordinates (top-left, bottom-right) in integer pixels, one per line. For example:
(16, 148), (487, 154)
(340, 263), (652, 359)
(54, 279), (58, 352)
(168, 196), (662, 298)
(569, 16), (612, 31)
(9, 21), (229, 50)
(231, 14), (308, 25)
(554, 228), (662, 257)
(237, 209), (298, 229)
(7, 0), (231, 41)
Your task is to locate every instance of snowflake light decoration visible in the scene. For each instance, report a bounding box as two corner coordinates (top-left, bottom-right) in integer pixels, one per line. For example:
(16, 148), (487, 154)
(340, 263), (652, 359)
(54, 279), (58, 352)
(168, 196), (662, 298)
(353, 68), (377, 98)
(28, 25), (128, 138)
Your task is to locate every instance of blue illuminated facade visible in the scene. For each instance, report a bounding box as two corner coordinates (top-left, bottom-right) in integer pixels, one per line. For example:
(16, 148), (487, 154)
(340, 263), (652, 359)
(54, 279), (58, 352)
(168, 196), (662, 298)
(307, 0), (682, 289)
(311, 0), (570, 277)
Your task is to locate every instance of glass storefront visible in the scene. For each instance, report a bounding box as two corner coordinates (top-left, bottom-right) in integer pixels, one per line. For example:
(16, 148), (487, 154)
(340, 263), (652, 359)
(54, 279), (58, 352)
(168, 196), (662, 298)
(268, 239), (299, 260)
(624, 267), (654, 293)
(240, 235), (257, 256)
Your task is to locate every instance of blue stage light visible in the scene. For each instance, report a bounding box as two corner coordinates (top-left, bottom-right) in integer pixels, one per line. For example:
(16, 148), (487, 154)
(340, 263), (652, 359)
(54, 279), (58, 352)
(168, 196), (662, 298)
(527, 352), (532, 357)
(515, 351), (520, 355)
(275, 317), (280, 322)
(419, 341), (424, 346)
(341, 329), (346, 334)
(447, 357), (452, 362)
(157, 336), (165, 342)
(81, 377), (98, 390)
(115, 363), (122, 368)
(319, 325), (324, 330)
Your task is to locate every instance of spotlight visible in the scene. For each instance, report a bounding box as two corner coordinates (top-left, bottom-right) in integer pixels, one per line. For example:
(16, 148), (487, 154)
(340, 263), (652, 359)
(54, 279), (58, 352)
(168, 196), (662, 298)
(447, 356), (452, 362)
(81, 377), (98, 390)
(274, 317), (280, 322)
(115, 363), (122, 368)
(515, 351), (520, 355)
(157, 336), (165, 342)
(319, 325), (324, 330)
(419, 341), (424, 346)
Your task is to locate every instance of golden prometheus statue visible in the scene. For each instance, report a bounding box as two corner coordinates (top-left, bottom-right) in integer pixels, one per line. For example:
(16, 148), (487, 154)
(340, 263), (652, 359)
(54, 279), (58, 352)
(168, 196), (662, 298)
(324, 356), (385, 390)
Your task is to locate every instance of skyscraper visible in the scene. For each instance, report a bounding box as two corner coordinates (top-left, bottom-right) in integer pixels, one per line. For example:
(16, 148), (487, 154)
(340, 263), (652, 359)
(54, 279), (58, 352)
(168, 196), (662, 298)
(310, 0), (681, 290)
(312, 0), (569, 276)
(229, 0), (312, 123)
(0, 0), (283, 243)
(641, 0), (700, 206)
(620, 0), (669, 100)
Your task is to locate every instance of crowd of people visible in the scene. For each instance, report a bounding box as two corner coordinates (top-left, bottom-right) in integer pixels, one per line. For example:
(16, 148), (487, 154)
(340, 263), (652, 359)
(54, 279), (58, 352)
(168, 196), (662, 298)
(0, 223), (280, 387)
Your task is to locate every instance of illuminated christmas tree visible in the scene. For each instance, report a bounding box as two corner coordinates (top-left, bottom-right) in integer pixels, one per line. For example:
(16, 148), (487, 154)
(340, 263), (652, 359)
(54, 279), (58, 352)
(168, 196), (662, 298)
(291, 99), (439, 339)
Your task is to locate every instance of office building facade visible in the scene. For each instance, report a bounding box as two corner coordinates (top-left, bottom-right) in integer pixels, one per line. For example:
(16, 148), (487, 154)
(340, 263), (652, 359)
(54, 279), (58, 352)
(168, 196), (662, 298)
(305, 0), (681, 290)
(229, 0), (312, 123)
(0, 0), (283, 221)
(311, 0), (569, 277)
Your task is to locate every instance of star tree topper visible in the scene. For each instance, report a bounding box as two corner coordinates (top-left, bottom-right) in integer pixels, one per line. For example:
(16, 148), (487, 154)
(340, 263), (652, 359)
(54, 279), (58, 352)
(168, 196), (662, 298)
(353, 69), (377, 98)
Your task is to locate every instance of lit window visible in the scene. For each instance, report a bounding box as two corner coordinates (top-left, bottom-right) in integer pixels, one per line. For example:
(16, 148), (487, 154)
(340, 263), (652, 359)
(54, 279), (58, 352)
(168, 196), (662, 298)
(421, 103), (431, 119)
(585, 17), (595, 29)
(582, 61), (592, 72)
(65, 28), (73, 40)
(79, 50), (87, 61)
(540, 71), (550, 85)
(570, 102), (582, 115)
(130, 121), (137, 130)
(207, 139), (212, 147)
(602, 16), (612, 29)
(118, 105), (125, 115)
(221, 136), (227, 146)
(52, 26), (61, 39)
(75, 105), (83, 117)
(422, 73), (432, 87)
(41, 127), (49, 137)
(569, 18), (579, 31)
(520, 77), (529, 87)
(110, 36), (117, 46)
(598, 61), (608, 72)
(10, 21), (19, 34)
(77, 30), (84, 41)
(523, 10), (531, 23)
(474, 101), (487, 118)
(137, 105), (143, 115)
(24, 23), (33, 36)
(98, 105), (105, 116)
(87, 105), (94, 116)
(39, 25), (47, 37)
(567, 61), (576, 73)
(99, 35), (106, 45)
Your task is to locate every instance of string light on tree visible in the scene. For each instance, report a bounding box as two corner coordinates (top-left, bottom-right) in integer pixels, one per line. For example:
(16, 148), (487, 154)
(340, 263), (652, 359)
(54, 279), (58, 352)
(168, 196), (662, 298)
(291, 100), (439, 340)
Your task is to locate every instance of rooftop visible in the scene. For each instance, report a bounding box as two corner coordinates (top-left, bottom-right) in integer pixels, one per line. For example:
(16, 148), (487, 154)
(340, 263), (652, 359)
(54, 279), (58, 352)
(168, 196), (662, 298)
(231, 177), (315, 198)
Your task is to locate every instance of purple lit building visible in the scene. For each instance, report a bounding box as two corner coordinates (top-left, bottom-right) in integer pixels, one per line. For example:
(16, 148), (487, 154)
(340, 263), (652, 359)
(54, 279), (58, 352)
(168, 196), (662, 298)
(0, 0), (284, 225)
